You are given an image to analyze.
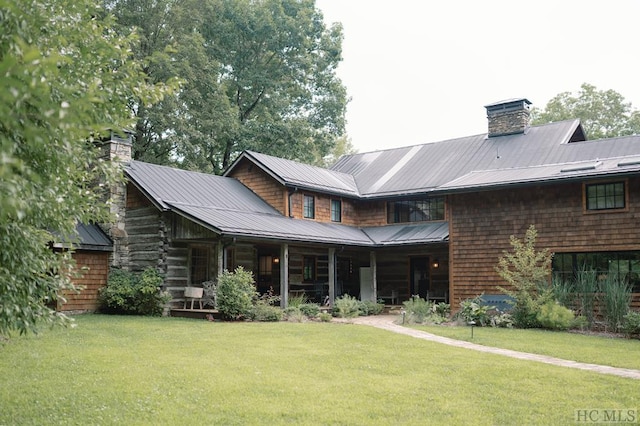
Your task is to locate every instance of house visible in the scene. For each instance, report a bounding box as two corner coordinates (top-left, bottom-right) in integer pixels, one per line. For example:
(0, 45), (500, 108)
(105, 98), (640, 311)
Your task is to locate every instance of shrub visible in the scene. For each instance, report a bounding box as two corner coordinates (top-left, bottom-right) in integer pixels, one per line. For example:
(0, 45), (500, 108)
(358, 300), (384, 316)
(250, 290), (282, 322)
(490, 312), (514, 328)
(536, 301), (574, 330)
(402, 296), (435, 324)
(287, 293), (307, 308)
(299, 303), (320, 318)
(216, 267), (257, 320)
(434, 302), (451, 318)
(283, 306), (306, 322)
(496, 225), (553, 328)
(333, 295), (360, 318)
(99, 268), (170, 316)
(621, 311), (640, 337)
(318, 312), (332, 322)
(601, 275), (632, 332)
(457, 296), (492, 326)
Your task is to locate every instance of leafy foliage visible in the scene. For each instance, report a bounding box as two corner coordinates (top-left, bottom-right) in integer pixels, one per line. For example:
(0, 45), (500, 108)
(531, 83), (640, 139)
(456, 296), (493, 326)
(496, 225), (553, 328)
(333, 295), (360, 318)
(621, 311), (640, 338)
(536, 301), (574, 331)
(99, 268), (169, 316)
(108, 0), (349, 172)
(0, 0), (165, 336)
(358, 300), (384, 316)
(250, 288), (282, 322)
(216, 267), (258, 320)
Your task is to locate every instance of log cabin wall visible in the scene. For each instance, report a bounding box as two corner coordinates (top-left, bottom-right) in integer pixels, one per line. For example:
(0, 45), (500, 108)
(448, 177), (640, 307)
(227, 158), (287, 214)
(60, 251), (110, 312)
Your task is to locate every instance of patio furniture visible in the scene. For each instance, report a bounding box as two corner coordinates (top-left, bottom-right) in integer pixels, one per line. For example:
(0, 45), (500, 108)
(183, 286), (204, 309)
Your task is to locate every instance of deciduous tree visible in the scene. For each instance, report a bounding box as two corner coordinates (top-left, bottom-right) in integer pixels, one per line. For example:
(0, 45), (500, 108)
(0, 0), (164, 335)
(531, 83), (640, 139)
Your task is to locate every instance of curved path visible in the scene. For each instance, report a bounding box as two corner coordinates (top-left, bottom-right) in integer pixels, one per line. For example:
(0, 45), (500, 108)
(348, 315), (640, 380)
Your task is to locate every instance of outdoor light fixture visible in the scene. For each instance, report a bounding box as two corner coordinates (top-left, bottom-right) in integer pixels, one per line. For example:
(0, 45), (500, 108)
(273, 257), (280, 264)
(432, 258), (439, 269)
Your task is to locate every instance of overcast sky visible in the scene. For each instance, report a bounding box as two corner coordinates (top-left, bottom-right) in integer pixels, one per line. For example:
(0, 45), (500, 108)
(315, 0), (640, 153)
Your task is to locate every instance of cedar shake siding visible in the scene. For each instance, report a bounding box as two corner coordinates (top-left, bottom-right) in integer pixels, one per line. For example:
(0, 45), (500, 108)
(60, 251), (110, 312)
(449, 177), (640, 306)
(227, 157), (287, 214)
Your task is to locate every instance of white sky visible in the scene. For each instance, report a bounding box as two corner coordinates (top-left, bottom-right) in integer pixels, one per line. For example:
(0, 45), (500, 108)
(315, 0), (640, 153)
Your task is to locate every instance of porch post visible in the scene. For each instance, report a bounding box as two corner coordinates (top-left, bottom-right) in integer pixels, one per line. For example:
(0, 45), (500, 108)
(217, 240), (224, 276)
(280, 244), (289, 308)
(370, 251), (377, 302)
(328, 247), (335, 305)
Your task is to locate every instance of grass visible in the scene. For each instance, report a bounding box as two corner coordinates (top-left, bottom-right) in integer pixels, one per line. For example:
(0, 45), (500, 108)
(0, 315), (638, 425)
(416, 324), (640, 370)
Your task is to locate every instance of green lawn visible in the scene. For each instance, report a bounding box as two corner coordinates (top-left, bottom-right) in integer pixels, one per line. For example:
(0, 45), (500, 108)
(0, 315), (638, 425)
(416, 324), (640, 370)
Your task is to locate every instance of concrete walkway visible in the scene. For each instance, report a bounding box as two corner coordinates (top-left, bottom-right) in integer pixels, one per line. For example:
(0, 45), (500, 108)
(347, 315), (640, 380)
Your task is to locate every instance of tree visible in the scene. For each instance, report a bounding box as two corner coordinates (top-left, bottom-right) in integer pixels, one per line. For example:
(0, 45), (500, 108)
(496, 225), (553, 328)
(108, 0), (348, 173)
(531, 83), (640, 139)
(0, 0), (165, 335)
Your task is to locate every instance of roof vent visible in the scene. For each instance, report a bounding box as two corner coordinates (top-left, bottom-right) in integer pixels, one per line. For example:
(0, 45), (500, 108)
(485, 98), (531, 138)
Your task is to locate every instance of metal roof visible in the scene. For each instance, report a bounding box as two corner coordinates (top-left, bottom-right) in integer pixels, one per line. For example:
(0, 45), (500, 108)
(440, 155), (640, 192)
(362, 222), (449, 246)
(225, 151), (360, 197)
(126, 161), (279, 214)
(53, 223), (113, 251)
(126, 161), (448, 247)
(331, 120), (640, 198)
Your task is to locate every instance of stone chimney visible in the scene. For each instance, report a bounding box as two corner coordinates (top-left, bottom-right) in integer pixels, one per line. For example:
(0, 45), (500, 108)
(485, 98), (531, 137)
(98, 130), (133, 269)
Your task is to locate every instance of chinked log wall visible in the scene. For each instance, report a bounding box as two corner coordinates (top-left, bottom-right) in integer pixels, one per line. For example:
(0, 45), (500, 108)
(448, 177), (640, 308)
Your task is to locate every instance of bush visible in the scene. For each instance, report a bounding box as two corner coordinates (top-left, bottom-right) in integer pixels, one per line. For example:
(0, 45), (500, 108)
(287, 293), (307, 308)
(402, 296), (435, 324)
(298, 303), (320, 318)
(216, 267), (257, 320)
(318, 312), (332, 322)
(283, 306), (306, 322)
(456, 296), (492, 326)
(490, 312), (514, 328)
(99, 268), (170, 316)
(250, 288), (282, 322)
(333, 295), (360, 318)
(358, 300), (384, 316)
(496, 225), (553, 328)
(536, 301), (574, 330)
(621, 311), (640, 337)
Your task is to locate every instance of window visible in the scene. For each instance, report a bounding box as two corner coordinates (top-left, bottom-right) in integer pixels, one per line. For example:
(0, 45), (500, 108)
(552, 251), (640, 293)
(331, 199), (342, 222)
(387, 197), (445, 224)
(303, 256), (316, 282)
(258, 255), (273, 283)
(586, 182), (625, 211)
(190, 246), (210, 284)
(303, 194), (315, 219)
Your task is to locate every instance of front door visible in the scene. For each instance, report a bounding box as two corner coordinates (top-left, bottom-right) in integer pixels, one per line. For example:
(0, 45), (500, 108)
(410, 257), (430, 299)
